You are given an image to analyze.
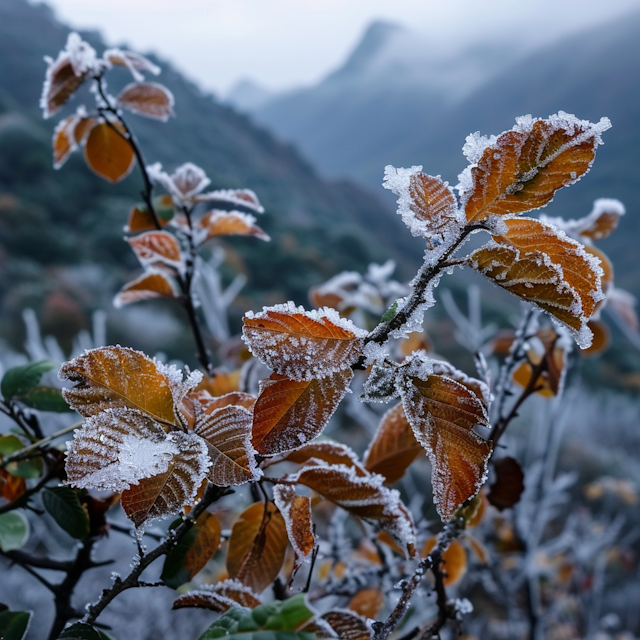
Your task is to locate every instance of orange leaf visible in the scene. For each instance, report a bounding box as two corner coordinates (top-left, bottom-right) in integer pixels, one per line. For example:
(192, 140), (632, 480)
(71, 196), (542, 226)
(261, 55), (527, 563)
(114, 271), (179, 307)
(273, 484), (316, 561)
(53, 116), (77, 169)
(84, 121), (136, 183)
(73, 117), (97, 145)
(571, 198), (625, 241)
(117, 82), (175, 122)
(321, 610), (372, 640)
(582, 320), (610, 356)
(283, 441), (366, 476)
(469, 217), (603, 348)
(172, 578), (262, 612)
(59, 345), (185, 427)
(286, 463), (416, 557)
(199, 211), (270, 243)
(126, 199), (171, 233)
(401, 373), (492, 521)
(120, 430), (210, 527)
(226, 501), (288, 593)
(363, 403), (423, 484)
(181, 512), (222, 581)
(243, 302), (366, 381)
(196, 391), (256, 413)
(196, 371), (242, 397)
(349, 588), (384, 619)
(127, 231), (181, 267)
(423, 538), (467, 586)
(0, 469), (26, 503)
(487, 456), (525, 511)
(194, 404), (258, 486)
(463, 113), (610, 223)
(252, 369), (353, 456)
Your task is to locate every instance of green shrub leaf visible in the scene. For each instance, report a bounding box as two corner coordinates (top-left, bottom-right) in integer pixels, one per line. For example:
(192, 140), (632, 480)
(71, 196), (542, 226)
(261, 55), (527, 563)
(1, 361), (57, 400)
(0, 511), (30, 551)
(0, 435), (43, 478)
(0, 610), (31, 640)
(42, 487), (90, 540)
(58, 622), (114, 639)
(22, 386), (73, 413)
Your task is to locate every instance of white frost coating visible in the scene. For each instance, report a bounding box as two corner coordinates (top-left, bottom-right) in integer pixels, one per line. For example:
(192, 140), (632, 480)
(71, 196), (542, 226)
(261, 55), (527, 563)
(116, 434), (178, 481)
(273, 484), (316, 563)
(195, 189), (264, 214)
(361, 361), (400, 403)
(195, 210), (270, 245)
(401, 351), (434, 382)
(454, 598), (474, 615)
(462, 131), (497, 164)
(513, 114), (537, 133)
(146, 162), (210, 202)
(103, 48), (161, 82)
(243, 301), (366, 381)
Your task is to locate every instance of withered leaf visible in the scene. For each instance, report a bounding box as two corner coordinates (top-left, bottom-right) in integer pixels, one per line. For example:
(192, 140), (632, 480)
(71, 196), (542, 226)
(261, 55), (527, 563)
(363, 403), (423, 484)
(196, 391), (256, 413)
(349, 588), (384, 620)
(127, 230), (181, 267)
(283, 441), (366, 475)
(172, 578), (262, 612)
(0, 469), (26, 504)
(104, 48), (160, 80)
(423, 538), (467, 586)
(114, 271), (178, 307)
(121, 430), (210, 527)
(84, 121), (136, 183)
(463, 113), (610, 223)
(53, 116), (77, 169)
(322, 610), (372, 640)
(406, 172), (461, 239)
(243, 302), (366, 381)
(226, 501), (288, 593)
(198, 211), (270, 244)
(469, 217), (603, 348)
(194, 188), (264, 213)
(487, 456), (525, 511)
(41, 57), (88, 118)
(194, 404), (258, 486)
(401, 374), (492, 521)
(117, 82), (175, 122)
(273, 484), (316, 561)
(252, 370), (353, 456)
(59, 345), (182, 427)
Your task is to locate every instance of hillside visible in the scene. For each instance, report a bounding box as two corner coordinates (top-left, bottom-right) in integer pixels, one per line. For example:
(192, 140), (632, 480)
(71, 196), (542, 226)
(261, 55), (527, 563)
(0, 0), (419, 355)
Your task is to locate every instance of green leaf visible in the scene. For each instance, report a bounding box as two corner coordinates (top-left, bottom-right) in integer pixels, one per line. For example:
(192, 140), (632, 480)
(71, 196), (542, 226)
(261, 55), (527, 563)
(42, 487), (90, 540)
(381, 301), (398, 323)
(0, 511), (30, 551)
(1, 361), (57, 400)
(161, 522), (199, 588)
(0, 610), (31, 640)
(0, 435), (43, 479)
(22, 386), (73, 413)
(58, 622), (114, 639)
(197, 595), (322, 639)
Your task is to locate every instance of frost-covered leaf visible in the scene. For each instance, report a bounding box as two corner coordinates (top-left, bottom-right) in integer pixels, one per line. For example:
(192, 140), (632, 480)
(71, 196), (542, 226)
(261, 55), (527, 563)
(66, 407), (179, 492)
(243, 302), (366, 381)
(468, 217), (604, 348)
(363, 403), (423, 484)
(321, 610), (372, 640)
(148, 162), (211, 201)
(53, 115), (77, 168)
(84, 121), (135, 183)
(400, 373), (492, 521)
(273, 484), (316, 562)
(512, 329), (566, 397)
(198, 211), (270, 244)
(194, 404), (259, 486)
(126, 197), (173, 232)
(383, 168), (462, 240)
(423, 538), (467, 586)
(120, 430), (210, 527)
(162, 512), (221, 588)
(583, 319), (610, 356)
(127, 230), (182, 267)
(73, 116), (97, 145)
(252, 370), (353, 456)
(546, 198), (625, 241)
(104, 48), (160, 81)
(361, 362), (399, 404)
(462, 112), (610, 223)
(226, 501), (288, 593)
(197, 391), (256, 413)
(117, 82), (175, 121)
(194, 188), (264, 214)
(487, 456), (525, 511)
(114, 270), (179, 307)
(42, 486), (90, 540)
(283, 441), (366, 476)
(40, 33), (96, 118)
(285, 463), (416, 557)
(349, 589), (384, 620)
(173, 579), (262, 612)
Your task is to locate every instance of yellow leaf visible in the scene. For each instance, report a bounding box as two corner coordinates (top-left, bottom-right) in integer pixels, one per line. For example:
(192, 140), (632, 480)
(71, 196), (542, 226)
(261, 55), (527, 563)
(84, 121), (136, 183)
(114, 271), (178, 307)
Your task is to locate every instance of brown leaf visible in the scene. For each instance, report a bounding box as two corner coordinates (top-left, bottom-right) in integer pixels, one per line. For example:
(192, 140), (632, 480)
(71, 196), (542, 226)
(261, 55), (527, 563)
(273, 484), (316, 561)
(127, 231), (181, 267)
(321, 611), (372, 640)
(401, 374), (492, 521)
(0, 469), (26, 504)
(117, 82), (175, 121)
(226, 501), (288, 593)
(84, 121), (136, 183)
(242, 303), (365, 381)
(59, 345), (183, 427)
(283, 441), (366, 475)
(172, 578), (262, 612)
(181, 512), (222, 581)
(194, 404), (258, 486)
(423, 538), (467, 586)
(252, 370), (353, 456)
(126, 198), (172, 233)
(121, 430), (210, 527)
(406, 172), (460, 239)
(573, 199), (625, 240)
(199, 211), (270, 243)
(196, 391), (256, 413)
(104, 48), (160, 80)
(364, 403), (423, 484)
(463, 114), (610, 223)
(53, 116), (77, 169)
(487, 456), (525, 511)
(349, 588), (384, 619)
(194, 188), (264, 213)
(286, 463), (416, 557)
(469, 217), (603, 348)
(41, 57), (88, 118)
(114, 271), (178, 307)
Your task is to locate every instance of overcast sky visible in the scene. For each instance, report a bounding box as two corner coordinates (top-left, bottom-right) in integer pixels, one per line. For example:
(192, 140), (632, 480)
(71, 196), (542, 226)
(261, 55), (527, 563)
(42, 0), (640, 96)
